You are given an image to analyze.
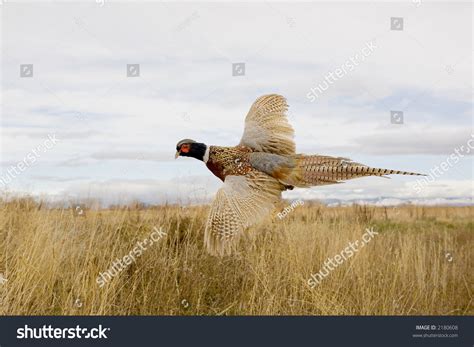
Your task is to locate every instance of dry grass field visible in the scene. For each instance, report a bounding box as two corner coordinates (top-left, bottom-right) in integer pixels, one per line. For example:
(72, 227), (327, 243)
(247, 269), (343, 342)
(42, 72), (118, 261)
(0, 198), (472, 316)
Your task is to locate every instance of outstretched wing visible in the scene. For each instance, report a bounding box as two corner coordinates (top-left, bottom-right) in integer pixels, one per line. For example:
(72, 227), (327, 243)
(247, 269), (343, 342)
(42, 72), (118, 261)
(239, 94), (295, 156)
(204, 171), (283, 256)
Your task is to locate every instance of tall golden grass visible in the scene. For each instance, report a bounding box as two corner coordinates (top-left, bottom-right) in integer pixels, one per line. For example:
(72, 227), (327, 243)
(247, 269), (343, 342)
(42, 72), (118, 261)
(0, 198), (472, 315)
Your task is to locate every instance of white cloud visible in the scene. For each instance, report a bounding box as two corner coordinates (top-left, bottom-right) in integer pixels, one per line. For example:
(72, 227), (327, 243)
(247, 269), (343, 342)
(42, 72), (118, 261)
(1, 1), (472, 204)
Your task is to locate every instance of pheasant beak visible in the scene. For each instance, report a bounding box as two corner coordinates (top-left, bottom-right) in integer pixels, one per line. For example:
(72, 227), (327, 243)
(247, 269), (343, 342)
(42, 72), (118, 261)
(175, 151), (180, 159)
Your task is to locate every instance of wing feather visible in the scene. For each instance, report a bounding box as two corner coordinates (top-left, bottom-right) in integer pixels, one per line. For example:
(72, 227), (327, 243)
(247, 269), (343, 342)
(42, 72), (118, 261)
(239, 94), (295, 156)
(204, 171), (283, 256)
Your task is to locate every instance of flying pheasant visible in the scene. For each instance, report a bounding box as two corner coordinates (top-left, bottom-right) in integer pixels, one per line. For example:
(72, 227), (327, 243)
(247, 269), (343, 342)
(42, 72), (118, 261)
(175, 94), (422, 256)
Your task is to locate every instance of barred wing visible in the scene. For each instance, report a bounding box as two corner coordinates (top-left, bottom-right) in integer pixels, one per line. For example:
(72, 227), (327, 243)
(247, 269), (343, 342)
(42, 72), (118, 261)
(204, 171), (283, 256)
(239, 94), (295, 156)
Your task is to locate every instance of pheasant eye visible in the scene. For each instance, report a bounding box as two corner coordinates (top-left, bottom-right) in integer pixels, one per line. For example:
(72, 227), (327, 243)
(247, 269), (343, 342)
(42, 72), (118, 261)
(181, 144), (190, 153)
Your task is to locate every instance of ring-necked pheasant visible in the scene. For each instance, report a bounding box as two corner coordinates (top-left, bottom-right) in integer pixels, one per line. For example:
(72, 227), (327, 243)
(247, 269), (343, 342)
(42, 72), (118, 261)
(175, 94), (422, 256)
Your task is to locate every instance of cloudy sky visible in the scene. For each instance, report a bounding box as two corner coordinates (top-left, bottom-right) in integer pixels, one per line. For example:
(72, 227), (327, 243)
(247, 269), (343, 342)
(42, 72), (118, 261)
(1, 1), (472, 206)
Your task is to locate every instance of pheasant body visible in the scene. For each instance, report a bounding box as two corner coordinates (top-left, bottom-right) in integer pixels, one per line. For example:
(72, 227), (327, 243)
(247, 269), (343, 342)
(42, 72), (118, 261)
(206, 145), (254, 181)
(175, 94), (424, 256)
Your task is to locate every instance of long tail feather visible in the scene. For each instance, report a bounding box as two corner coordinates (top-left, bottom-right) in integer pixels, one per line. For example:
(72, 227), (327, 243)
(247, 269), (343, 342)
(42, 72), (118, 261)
(284, 154), (424, 187)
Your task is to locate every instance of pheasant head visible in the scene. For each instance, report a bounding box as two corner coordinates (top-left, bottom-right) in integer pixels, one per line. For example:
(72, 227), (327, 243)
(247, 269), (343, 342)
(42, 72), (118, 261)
(175, 139), (207, 161)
